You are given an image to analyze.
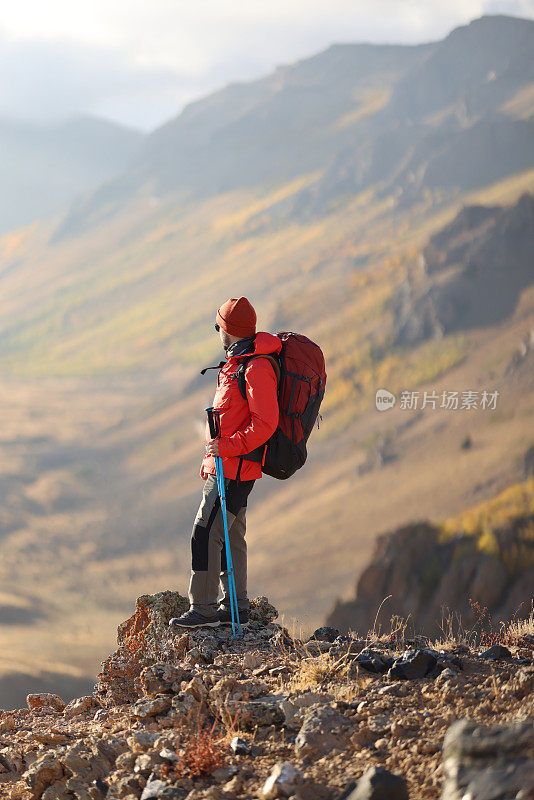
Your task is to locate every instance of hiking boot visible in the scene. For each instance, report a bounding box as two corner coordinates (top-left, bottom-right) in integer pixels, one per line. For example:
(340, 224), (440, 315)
(169, 609), (220, 629)
(217, 606), (250, 626)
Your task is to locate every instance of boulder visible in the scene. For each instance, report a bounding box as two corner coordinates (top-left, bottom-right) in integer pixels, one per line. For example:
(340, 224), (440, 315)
(249, 596), (278, 625)
(388, 648), (437, 679)
(353, 648), (389, 674)
(435, 668), (458, 685)
(341, 766), (409, 800)
(263, 762), (303, 799)
(221, 699), (285, 730)
(127, 730), (159, 753)
(0, 746), (25, 773)
(117, 591), (189, 646)
(94, 591), (189, 707)
(63, 695), (98, 718)
(230, 737), (251, 755)
(441, 718), (534, 799)
(26, 693), (66, 714)
(309, 627), (339, 643)
(130, 694), (172, 719)
(295, 705), (352, 758)
(40, 778), (74, 800)
(140, 663), (189, 695)
(478, 644), (512, 661)
(141, 777), (182, 799)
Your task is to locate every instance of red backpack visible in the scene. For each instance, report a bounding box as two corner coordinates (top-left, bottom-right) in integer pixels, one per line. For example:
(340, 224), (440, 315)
(235, 332), (326, 479)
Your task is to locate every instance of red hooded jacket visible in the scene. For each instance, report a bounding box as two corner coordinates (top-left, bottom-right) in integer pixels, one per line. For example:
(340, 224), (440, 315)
(202, 332), (282, 481)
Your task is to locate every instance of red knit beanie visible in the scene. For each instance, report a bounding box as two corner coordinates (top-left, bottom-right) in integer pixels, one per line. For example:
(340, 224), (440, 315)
(216, 297), (256, 337)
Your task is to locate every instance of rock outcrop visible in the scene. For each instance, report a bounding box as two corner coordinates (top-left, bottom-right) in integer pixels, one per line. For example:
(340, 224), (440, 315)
(326, 511), (534, 639)
(390, 192), (534, 347)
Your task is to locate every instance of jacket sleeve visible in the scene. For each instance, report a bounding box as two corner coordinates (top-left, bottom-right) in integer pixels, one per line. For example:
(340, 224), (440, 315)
(217, 358), (279, 458)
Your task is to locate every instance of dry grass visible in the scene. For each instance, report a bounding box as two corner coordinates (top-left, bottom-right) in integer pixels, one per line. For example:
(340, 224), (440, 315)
(218, 702), (247, 741)
(504, 602), (534, 642)
(434, 599), (534, 651)
(435, 606), (474, 650)
(289, 651), (353, 690)
(360, 596), (534, 653)
(269, 631), (378, 702)
(283, 593), (534, 662)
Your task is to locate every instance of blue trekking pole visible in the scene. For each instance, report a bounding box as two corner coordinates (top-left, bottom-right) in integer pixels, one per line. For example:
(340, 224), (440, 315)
(205, 407), (242, 638)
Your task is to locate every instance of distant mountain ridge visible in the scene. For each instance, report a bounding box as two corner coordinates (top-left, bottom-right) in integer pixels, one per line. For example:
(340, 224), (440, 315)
(53, 14), (534, 240)
(51, 39), (429, 240)
(0, 114), (142, 235)
(288, 14), (534, 219)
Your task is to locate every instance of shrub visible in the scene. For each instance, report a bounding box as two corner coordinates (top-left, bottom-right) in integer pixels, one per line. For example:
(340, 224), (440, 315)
(161, 716), (226, 779)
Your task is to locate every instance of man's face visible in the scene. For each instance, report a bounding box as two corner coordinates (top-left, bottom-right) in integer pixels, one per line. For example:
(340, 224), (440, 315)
(216, 324), (233, 350)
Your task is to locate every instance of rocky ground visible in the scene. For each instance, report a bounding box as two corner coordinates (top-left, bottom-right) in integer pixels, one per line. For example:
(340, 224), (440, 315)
(0, 591), (533, 800)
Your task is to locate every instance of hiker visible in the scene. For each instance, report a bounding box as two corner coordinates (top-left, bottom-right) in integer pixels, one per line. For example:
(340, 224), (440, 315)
(171, 297), (281, 629)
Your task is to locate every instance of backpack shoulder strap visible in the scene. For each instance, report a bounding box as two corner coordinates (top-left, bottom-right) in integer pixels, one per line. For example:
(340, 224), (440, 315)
(235, 354), (281, 400)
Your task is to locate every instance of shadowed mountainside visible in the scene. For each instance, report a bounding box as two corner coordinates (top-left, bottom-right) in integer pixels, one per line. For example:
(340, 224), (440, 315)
(51, 41), (429, 240)
(390, 191), (534, 345)
(294, 14), (534, 219)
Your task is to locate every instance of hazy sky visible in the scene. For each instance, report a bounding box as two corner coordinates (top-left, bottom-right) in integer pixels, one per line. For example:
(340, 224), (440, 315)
(1, 0), (533, 132)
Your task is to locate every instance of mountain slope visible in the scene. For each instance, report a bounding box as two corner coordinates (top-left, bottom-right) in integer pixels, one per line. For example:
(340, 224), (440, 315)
(388, 14), (534, 120)
(285, 15), (534, 218)
(51, 40), (430, 241)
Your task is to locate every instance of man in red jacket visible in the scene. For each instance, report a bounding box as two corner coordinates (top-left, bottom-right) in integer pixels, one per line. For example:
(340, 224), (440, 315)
(170, 297), (281, 629)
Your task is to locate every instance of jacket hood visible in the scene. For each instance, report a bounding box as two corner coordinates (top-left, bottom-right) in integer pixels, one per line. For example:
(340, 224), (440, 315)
(226, 331), (281, 360)
(248, 331), (282, 357)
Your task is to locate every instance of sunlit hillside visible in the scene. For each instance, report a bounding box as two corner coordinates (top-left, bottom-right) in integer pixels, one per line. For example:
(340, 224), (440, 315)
(0, 14), (533, 709)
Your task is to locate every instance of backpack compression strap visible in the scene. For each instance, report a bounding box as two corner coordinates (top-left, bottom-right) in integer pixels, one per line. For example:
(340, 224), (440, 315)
(200, 361), (226, 375)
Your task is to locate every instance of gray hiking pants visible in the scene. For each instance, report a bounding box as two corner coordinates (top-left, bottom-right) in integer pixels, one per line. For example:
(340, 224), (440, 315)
(188, 474), (255, 616)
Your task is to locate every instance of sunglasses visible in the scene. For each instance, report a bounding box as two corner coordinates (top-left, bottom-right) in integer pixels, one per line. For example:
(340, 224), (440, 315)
(214, 323), (220, 332)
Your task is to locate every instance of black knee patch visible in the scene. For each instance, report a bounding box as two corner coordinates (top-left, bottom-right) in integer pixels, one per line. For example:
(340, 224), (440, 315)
(191, 496), (220, 571)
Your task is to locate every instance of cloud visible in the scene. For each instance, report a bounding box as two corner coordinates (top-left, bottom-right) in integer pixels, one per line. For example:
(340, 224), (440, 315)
(0, 32), (200, 131)
(0, 0), (533, 131)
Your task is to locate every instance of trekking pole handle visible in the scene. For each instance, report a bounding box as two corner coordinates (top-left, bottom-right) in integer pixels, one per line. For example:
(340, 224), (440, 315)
(205, 406), (220, 439)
